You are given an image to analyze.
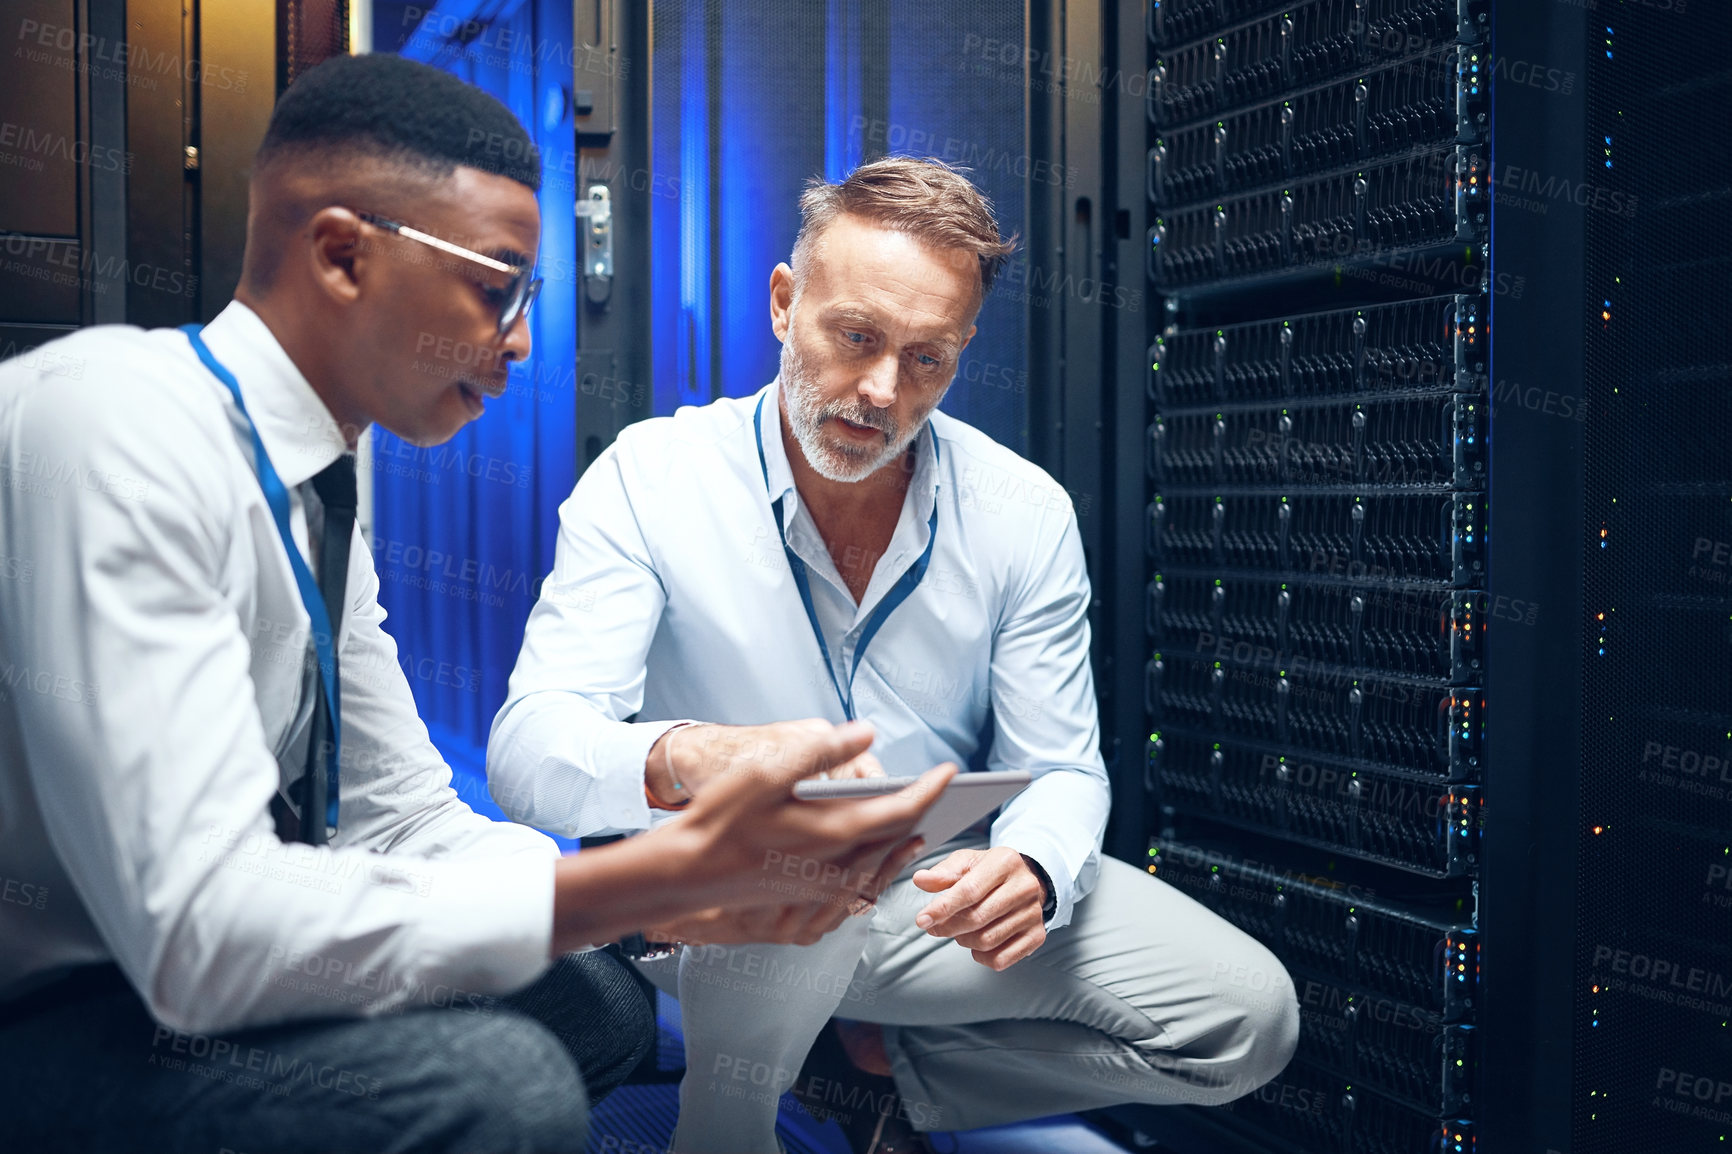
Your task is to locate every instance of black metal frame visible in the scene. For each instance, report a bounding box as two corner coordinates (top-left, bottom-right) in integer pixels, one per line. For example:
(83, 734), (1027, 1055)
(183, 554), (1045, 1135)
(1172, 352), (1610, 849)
(573, 0), (655, 473)
(1473, 5), (1586, 1149)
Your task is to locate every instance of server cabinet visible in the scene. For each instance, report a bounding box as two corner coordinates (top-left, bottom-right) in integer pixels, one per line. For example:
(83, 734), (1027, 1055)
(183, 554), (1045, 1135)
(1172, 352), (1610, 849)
(1098, 2), (1732, 1152)
(1, 1), (336, 345)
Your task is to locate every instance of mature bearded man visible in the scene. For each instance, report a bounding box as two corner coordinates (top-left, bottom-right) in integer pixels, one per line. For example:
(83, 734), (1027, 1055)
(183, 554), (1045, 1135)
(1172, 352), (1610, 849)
(490, 156), (1299, 1154)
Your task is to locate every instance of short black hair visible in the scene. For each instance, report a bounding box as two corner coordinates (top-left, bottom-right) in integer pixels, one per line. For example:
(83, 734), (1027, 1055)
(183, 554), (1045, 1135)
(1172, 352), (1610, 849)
(258, 53), (540, 191)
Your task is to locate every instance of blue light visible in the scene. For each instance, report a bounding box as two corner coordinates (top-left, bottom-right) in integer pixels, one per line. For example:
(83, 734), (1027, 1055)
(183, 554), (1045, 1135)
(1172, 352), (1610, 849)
(1606, 160), (1613, 168)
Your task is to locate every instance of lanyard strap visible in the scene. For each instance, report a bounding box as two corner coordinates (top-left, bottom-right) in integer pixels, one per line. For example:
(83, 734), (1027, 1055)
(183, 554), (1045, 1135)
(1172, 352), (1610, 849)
(181, 325), (341, 833)
(753, 393), (939, 721)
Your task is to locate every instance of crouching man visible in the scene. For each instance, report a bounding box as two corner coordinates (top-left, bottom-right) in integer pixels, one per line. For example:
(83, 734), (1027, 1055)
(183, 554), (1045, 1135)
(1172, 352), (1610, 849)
(490, 156), (1299, 1153)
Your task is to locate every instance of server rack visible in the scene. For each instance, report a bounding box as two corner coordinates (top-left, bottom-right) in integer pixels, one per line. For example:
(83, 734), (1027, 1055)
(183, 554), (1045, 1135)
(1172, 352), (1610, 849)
(1138, 2), (1491, 1150)
(1099, 3), (1732, 1152)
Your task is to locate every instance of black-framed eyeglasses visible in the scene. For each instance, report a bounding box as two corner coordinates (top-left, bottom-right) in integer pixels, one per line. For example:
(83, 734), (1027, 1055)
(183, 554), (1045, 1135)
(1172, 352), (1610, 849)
(357, 211), (542, 335)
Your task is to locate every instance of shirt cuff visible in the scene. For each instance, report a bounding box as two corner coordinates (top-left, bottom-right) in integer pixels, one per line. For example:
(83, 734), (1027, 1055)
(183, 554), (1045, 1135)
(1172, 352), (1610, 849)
(993, 832), (1076, 931)
(593, 718), (695, 832)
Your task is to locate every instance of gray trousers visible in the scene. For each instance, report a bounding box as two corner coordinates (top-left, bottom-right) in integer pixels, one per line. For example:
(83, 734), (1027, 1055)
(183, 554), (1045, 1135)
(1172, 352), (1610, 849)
(637, 835), (1301, 1153)
(0, 951), (655, 1154)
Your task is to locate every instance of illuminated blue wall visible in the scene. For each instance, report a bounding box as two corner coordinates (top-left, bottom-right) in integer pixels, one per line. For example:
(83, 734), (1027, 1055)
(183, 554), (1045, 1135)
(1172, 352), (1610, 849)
(649, 1), (1030, 449)
(369, 0), (579, 821)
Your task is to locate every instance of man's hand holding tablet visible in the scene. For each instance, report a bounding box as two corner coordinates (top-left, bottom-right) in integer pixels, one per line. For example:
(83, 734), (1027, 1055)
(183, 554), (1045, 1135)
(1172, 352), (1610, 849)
(585, 720), (955, 951)
(791, 770), (1051, 971)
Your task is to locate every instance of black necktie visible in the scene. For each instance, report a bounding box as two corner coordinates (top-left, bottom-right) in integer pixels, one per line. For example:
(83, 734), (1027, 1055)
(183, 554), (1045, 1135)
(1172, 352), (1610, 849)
(273, 455), (357, 845)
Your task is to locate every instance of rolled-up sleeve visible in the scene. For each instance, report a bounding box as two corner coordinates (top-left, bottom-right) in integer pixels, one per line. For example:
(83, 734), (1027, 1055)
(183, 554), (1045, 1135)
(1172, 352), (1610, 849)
(984, 513), (1111, 931)
(488, 437), (686, 838)
(0, 384), (559, 1035)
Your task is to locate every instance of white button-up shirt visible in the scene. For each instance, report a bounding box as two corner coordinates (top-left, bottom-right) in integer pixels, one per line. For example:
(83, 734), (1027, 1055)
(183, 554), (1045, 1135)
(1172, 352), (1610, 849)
(489, 382), (1109, 928)
(0, 302), (557, 1034)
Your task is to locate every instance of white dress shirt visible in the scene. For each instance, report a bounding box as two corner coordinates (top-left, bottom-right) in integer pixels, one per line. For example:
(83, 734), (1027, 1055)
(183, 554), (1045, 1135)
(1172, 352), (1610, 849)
(0, 302), (558, 1034)
(489, 381), (1109, 929)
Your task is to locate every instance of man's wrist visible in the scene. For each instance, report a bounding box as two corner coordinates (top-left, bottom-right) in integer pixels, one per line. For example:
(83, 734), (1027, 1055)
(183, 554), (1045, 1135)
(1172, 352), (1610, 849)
(1020, 853), (1057, 920)
(551, 822), (708, 954)
(645, 722), (703, 809)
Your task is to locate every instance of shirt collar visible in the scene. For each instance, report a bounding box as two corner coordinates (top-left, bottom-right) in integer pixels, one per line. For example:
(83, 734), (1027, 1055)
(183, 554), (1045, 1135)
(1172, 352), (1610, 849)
(198, 300), (348, 489)
(756, 378), (943, 524)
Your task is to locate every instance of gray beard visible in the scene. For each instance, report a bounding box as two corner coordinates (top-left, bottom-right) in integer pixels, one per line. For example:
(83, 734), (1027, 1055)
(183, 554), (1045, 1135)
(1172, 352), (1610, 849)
(778, 332), (926, 483)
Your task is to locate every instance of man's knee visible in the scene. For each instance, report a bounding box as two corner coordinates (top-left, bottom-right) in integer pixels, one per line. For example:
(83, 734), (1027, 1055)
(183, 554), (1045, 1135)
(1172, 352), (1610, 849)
(426, 1013), (590, 1153)
(1223, 946), (1300, 1089)
(1133, 939), (1299, 1108)
(579, 956), (658, 1094)
(516, 951), (657, 1099)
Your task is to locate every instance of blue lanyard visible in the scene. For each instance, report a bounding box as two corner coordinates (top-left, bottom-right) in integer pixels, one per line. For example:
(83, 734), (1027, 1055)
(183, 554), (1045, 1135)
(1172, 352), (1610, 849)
(753, 393), (939, 721)
(181, 325), (341, 832)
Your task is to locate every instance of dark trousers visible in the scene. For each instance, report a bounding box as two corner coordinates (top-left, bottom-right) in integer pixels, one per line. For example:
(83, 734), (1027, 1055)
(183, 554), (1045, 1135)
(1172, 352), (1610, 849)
(0, 951), (656, 1154)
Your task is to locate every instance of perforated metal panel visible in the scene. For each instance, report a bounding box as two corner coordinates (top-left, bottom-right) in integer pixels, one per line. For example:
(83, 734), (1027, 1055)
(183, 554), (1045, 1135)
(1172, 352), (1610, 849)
(1573, 5), (1732, 1149)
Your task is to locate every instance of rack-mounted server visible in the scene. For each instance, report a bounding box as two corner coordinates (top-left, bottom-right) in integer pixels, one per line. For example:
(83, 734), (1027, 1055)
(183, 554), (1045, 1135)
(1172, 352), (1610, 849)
(1148, 840), (1477, 1147)
(1147, 0), (1491, 295)
(1141, 2), (1490, 1150)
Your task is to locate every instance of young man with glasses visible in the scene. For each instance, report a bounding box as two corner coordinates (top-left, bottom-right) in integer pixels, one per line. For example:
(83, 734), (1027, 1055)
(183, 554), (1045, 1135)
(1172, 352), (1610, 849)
(0, 53), (945, 1154)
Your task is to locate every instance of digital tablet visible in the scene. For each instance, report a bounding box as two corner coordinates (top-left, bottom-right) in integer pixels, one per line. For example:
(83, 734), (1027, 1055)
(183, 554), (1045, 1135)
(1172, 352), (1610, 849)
(792, 770), (1032, 849)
